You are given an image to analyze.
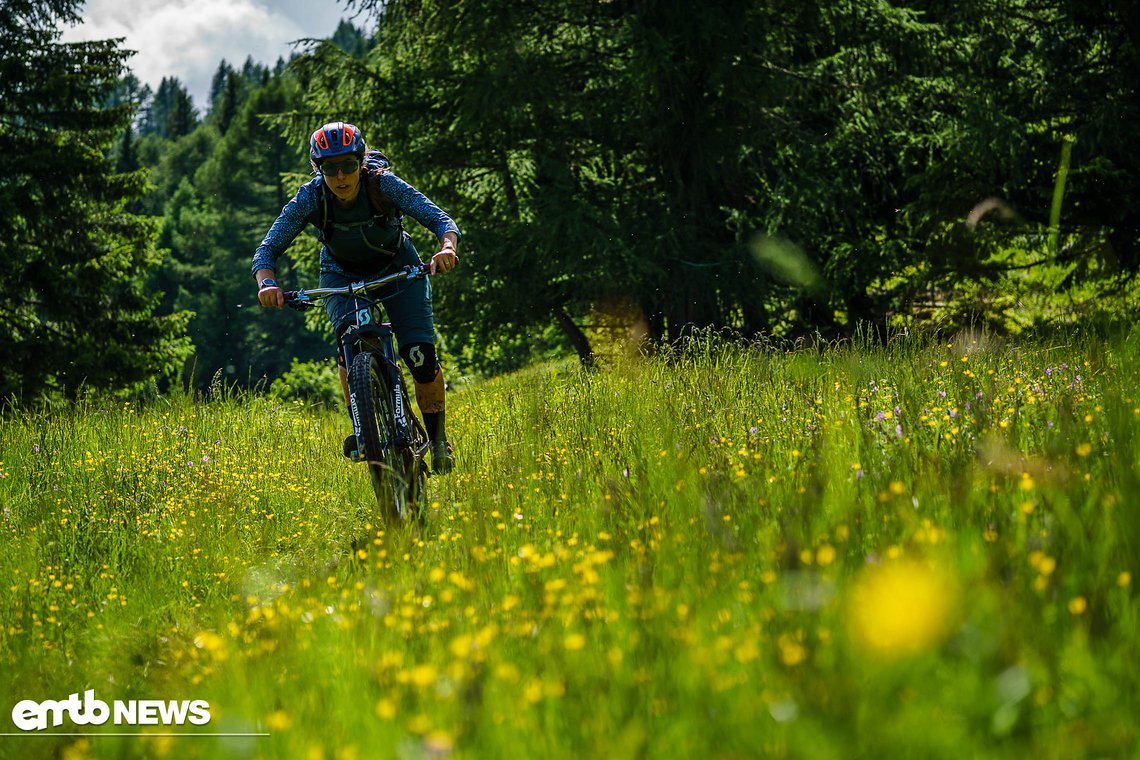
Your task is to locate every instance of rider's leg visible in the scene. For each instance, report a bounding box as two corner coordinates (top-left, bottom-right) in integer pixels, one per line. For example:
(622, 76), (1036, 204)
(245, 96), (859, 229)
(338, 364), (350, 408)
(384, 240), (454, 472)
(400, 342), (454, 474)
(337, 362), (357, 458)
(321, 270), (359, 456)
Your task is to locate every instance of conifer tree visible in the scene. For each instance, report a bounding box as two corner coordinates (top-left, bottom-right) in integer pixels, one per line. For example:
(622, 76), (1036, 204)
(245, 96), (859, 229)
(0, 0), (191, 400)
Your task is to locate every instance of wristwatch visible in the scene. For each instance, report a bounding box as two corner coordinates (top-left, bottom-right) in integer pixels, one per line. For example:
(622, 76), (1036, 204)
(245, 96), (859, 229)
(259, 278), (278, 290)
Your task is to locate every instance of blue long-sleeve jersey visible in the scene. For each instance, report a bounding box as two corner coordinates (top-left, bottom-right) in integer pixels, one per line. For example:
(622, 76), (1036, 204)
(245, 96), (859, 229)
(251, 171), (460, 275)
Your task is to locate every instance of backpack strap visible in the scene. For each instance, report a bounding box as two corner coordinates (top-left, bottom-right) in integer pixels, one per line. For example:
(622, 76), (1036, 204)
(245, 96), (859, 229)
(362, 167), (395, 219)
(320, 185), (331, 242)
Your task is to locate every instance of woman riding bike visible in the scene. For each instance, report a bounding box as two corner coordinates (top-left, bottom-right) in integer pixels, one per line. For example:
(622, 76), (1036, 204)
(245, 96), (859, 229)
(252, 121), (459, 473)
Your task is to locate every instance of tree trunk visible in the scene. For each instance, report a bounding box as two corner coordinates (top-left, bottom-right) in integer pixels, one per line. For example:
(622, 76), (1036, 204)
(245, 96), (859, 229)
(554, 307), (595, 368)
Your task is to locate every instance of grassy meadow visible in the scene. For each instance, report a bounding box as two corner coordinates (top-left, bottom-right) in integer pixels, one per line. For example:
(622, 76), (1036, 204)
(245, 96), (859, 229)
(1, 328), (1138, 759)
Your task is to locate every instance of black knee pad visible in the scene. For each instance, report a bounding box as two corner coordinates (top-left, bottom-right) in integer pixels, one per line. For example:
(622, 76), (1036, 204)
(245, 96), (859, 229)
(399, 342), (439, 384)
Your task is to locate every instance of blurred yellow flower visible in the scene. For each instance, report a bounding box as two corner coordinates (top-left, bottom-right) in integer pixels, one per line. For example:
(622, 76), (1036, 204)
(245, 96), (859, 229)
(848, 559), (958, 658)
(61, 739), (92, 760)
(564, 633), (587, 651)
(410, 664), (437, 687)
(777, 632), (807, 666)
(265, 710), (292, 731)
(1067, 596), (1087, 615)
(523, 679), (544, 703)
(407, 715), (432, 735)
(192, 631), (228, 661)
(493, 663), (520, 682)
(424, 731), (455, 754)
(449, 634), (473, 659)
(1029, 551), (1056, 576)
(735, 638), (760, 663)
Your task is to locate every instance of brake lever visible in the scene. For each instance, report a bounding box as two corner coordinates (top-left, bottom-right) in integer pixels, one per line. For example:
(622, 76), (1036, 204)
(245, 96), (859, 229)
(284, 292), (315, 311)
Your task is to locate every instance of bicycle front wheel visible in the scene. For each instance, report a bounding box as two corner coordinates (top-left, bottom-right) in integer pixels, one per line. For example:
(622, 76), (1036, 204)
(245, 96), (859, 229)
(348, 351), (413, 525)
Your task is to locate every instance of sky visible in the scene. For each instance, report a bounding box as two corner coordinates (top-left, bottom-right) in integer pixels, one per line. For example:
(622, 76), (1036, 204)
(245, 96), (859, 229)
(59, 0), (359, 109)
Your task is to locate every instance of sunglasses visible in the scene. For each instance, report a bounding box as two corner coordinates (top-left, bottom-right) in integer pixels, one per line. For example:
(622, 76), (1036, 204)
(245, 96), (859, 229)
(319, 158), (360, 176)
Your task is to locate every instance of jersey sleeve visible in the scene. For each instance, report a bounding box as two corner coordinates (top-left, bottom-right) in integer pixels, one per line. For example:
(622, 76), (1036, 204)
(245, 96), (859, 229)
(375, 172), (461, 241)
(250, 180), (322, 274)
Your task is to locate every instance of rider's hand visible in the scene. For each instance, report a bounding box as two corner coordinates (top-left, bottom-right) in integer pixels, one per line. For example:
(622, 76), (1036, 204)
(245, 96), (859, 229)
(258, 281), (285, 308)
(430, 246), (459, 275)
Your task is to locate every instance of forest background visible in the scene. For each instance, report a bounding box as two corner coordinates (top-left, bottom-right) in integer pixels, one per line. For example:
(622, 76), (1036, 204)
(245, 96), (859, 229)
(2, 0), (1138, 404)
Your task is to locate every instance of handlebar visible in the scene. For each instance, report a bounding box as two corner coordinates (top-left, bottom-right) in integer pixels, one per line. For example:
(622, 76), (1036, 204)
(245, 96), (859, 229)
(283, 263), (430, 311)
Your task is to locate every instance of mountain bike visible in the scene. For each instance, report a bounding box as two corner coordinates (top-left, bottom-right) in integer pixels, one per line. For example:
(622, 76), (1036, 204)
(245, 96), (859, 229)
(284, 263), (431, 525)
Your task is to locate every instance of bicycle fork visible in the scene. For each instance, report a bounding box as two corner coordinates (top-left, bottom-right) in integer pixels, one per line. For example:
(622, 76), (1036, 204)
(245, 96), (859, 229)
(341, 315), (414, 462)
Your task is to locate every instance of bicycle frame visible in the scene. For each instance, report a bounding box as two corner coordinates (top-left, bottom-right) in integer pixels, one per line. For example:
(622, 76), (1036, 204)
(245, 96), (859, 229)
(285, 263), (430, 461)
(343, 321), (412, 455)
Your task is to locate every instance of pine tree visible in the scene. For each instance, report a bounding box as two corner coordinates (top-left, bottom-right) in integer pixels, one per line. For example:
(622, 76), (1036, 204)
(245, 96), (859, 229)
(0, 0), (192, 400)
(169, 87), (197, 138)
(330, 20), (371, 57)
(217, 74), (240, 135)
(116, 124), (139, 173)
(208, 60), (233, 106)
(142, 76), (198, 138)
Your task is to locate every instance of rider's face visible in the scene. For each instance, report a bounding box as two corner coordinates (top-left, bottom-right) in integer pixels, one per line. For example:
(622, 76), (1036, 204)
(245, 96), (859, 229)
(322, 157), (361, 203)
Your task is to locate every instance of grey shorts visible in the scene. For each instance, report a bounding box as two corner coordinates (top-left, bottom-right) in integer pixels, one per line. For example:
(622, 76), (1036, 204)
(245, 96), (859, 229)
(319, 235), (436, 346)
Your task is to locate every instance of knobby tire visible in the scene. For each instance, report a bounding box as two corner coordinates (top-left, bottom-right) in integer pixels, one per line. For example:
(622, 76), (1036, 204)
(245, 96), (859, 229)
(348, 351), (427, 525)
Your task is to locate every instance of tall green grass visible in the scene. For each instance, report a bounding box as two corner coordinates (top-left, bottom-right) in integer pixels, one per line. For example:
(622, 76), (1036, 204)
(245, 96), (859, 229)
(1, 328), (1137, 758)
